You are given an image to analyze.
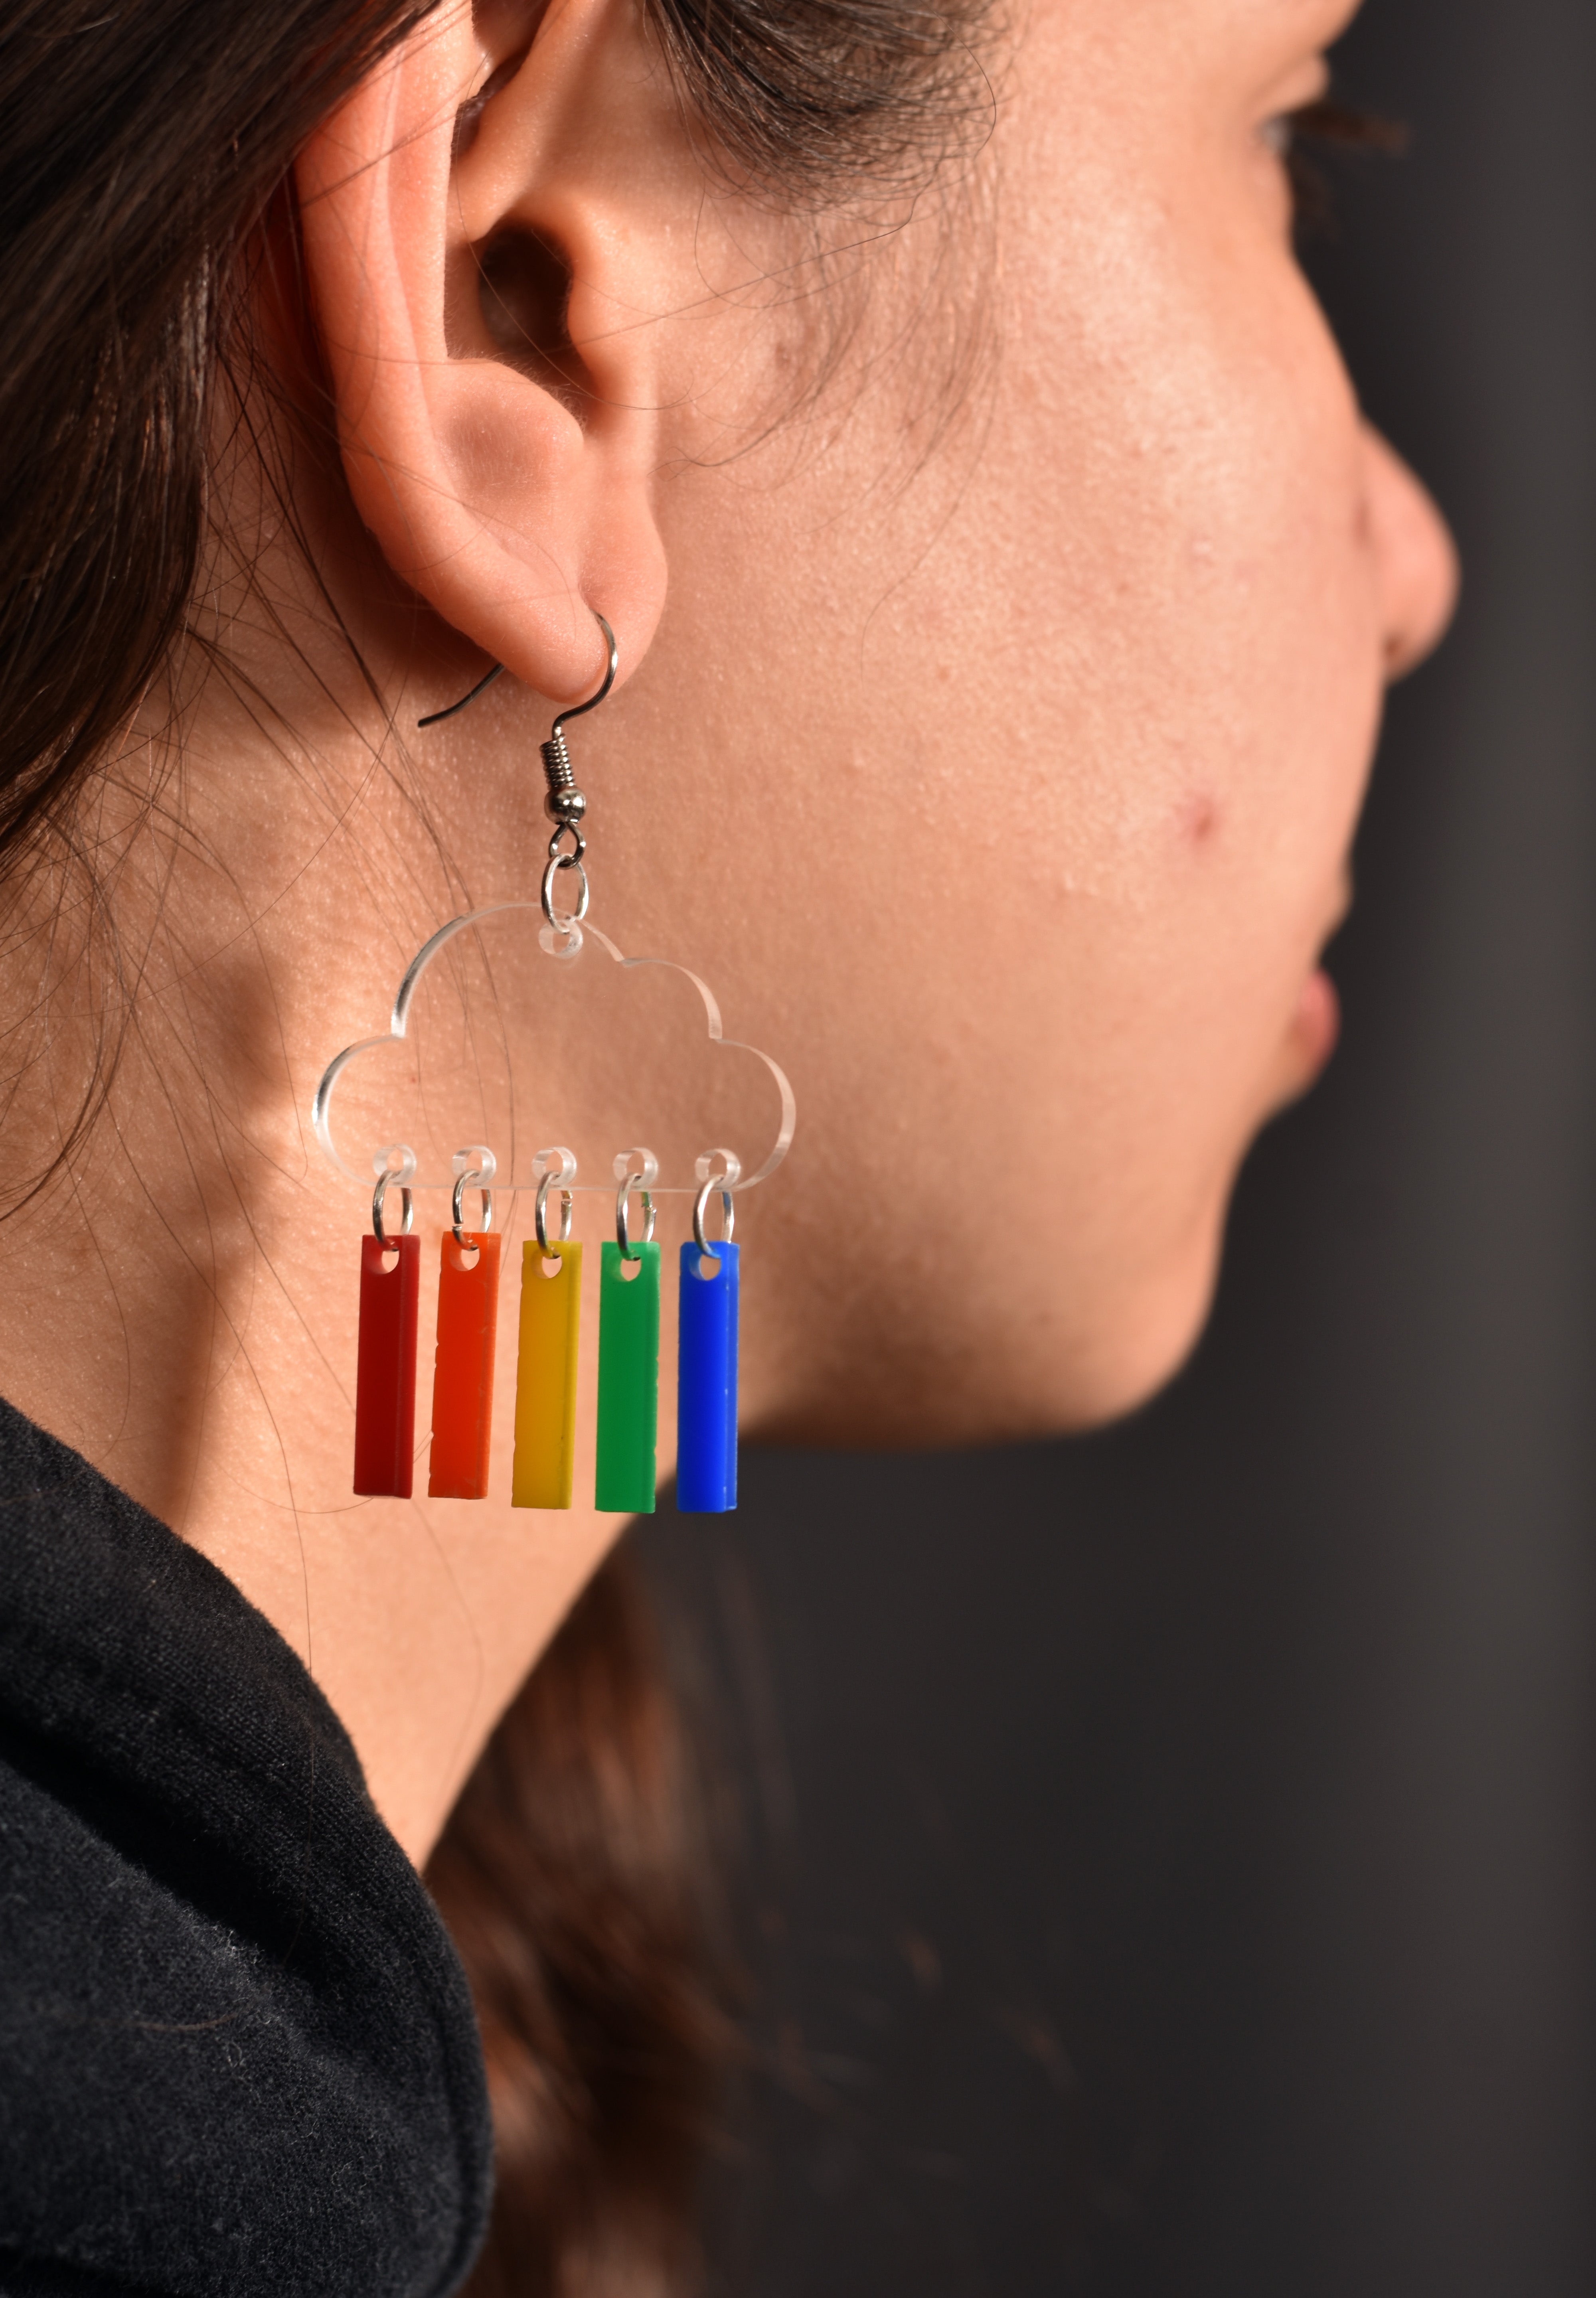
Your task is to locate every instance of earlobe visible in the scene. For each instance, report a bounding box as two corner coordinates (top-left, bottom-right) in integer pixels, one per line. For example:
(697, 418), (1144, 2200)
(295, 0), (669, 702)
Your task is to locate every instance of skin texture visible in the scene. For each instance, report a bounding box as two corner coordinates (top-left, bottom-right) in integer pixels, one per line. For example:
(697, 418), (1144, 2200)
(0, 0), (1455, 1860)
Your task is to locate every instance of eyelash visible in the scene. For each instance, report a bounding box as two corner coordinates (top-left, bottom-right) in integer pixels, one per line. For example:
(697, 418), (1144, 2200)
(1272, 98), (1410, 233)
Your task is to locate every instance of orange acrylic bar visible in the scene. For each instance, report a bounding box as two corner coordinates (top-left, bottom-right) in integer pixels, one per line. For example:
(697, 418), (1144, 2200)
(353, 1232), (420, 1497)
(512, 1238), (582, 1509)
(428, 1230), (502, 1500)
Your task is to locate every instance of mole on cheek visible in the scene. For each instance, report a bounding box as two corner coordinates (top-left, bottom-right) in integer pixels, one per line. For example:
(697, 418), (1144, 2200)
(1177, 790), (1221, 852)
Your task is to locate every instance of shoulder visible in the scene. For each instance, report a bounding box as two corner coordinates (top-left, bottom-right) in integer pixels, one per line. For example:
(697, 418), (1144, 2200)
(0, 1400), (490, 2298)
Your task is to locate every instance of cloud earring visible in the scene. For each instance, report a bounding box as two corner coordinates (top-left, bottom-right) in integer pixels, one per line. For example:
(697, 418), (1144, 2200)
(327, 611), (795, 1513)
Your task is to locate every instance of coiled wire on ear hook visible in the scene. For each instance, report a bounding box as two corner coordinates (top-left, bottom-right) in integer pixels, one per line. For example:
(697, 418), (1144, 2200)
(538, 613), (616, 934)
(539, 616), (617, 816)
(414, 611), (618, 934)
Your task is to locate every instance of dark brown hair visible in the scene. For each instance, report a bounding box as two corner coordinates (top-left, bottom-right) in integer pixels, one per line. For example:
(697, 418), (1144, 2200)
(427, 1552), (731, 2295)
(0, 0), (984, 2284)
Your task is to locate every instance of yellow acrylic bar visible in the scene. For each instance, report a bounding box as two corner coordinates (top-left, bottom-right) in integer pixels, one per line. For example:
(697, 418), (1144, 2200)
(511, 1238), (583, 1509)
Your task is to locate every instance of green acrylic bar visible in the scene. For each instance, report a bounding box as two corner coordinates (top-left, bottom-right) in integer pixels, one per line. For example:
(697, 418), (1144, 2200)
(595, 1240), (660, 1514)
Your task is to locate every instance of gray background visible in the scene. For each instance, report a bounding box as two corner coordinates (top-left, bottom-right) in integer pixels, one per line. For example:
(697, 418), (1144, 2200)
(642, 0), (1596, 2287)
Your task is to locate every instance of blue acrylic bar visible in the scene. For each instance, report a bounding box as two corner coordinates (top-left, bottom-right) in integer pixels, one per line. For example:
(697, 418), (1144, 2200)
(676, 1240), (739, 1513)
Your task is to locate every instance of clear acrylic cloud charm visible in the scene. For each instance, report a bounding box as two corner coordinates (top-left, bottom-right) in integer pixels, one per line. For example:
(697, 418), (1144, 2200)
(312, 906), (796, 1201)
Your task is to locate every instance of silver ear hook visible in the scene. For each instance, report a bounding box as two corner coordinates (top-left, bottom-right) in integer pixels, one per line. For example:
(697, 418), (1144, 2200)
(414, 611), (618, 935)
(538, 613), (617, 817)
(414, 612), (614, 734)
(538, 612), (616, 934)
(416, 661), (505, 730)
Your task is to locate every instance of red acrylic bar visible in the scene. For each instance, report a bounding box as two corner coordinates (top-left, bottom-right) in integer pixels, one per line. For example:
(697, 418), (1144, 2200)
(428, 1231), (501, 1500)
(353, 1232), (420, 1496)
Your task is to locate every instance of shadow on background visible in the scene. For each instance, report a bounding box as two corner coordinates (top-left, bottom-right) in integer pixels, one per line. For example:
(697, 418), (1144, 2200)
(638, 0), (1596, 2288)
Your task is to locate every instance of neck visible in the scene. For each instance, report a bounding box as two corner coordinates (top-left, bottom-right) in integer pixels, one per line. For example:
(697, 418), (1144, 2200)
(0, 535), (659, 1864)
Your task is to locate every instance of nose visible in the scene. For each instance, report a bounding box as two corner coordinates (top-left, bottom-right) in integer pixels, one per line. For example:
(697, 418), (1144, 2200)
(1360, 422), (1459, 681)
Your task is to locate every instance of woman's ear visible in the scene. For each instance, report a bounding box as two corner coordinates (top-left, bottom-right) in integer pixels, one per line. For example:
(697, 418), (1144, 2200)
(296, 0), (674, 701)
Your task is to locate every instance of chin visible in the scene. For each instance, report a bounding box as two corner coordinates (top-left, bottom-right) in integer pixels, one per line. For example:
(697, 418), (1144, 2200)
(999, 1218), (1226, 1444)
(1058, 1244), (1221, 1432)
(755, 1216), (1226, 1455)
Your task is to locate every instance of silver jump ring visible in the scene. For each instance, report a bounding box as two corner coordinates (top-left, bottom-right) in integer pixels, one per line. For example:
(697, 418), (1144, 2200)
(372, 1170), (415, 1246)
(616, 1171), (657, 1260)
(541, 849), (590, 930)
(535, 1171), (575, 1251)
(692, 1175), (736, 1255)
(451, 1169), (494, 1246)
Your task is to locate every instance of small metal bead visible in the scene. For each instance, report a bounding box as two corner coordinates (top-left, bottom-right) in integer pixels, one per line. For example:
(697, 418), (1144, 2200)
(543, 785), (587, 824)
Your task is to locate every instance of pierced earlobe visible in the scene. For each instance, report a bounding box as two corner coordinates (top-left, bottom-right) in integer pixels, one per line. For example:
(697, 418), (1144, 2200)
(419, 608), (616, 934)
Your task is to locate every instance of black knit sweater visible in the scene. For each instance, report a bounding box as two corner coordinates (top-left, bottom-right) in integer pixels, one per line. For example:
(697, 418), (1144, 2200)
(0, 1396), (492, 2296)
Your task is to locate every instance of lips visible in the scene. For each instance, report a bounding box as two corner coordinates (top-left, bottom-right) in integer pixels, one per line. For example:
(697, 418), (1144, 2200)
(1287, 963), (1340, 1085)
